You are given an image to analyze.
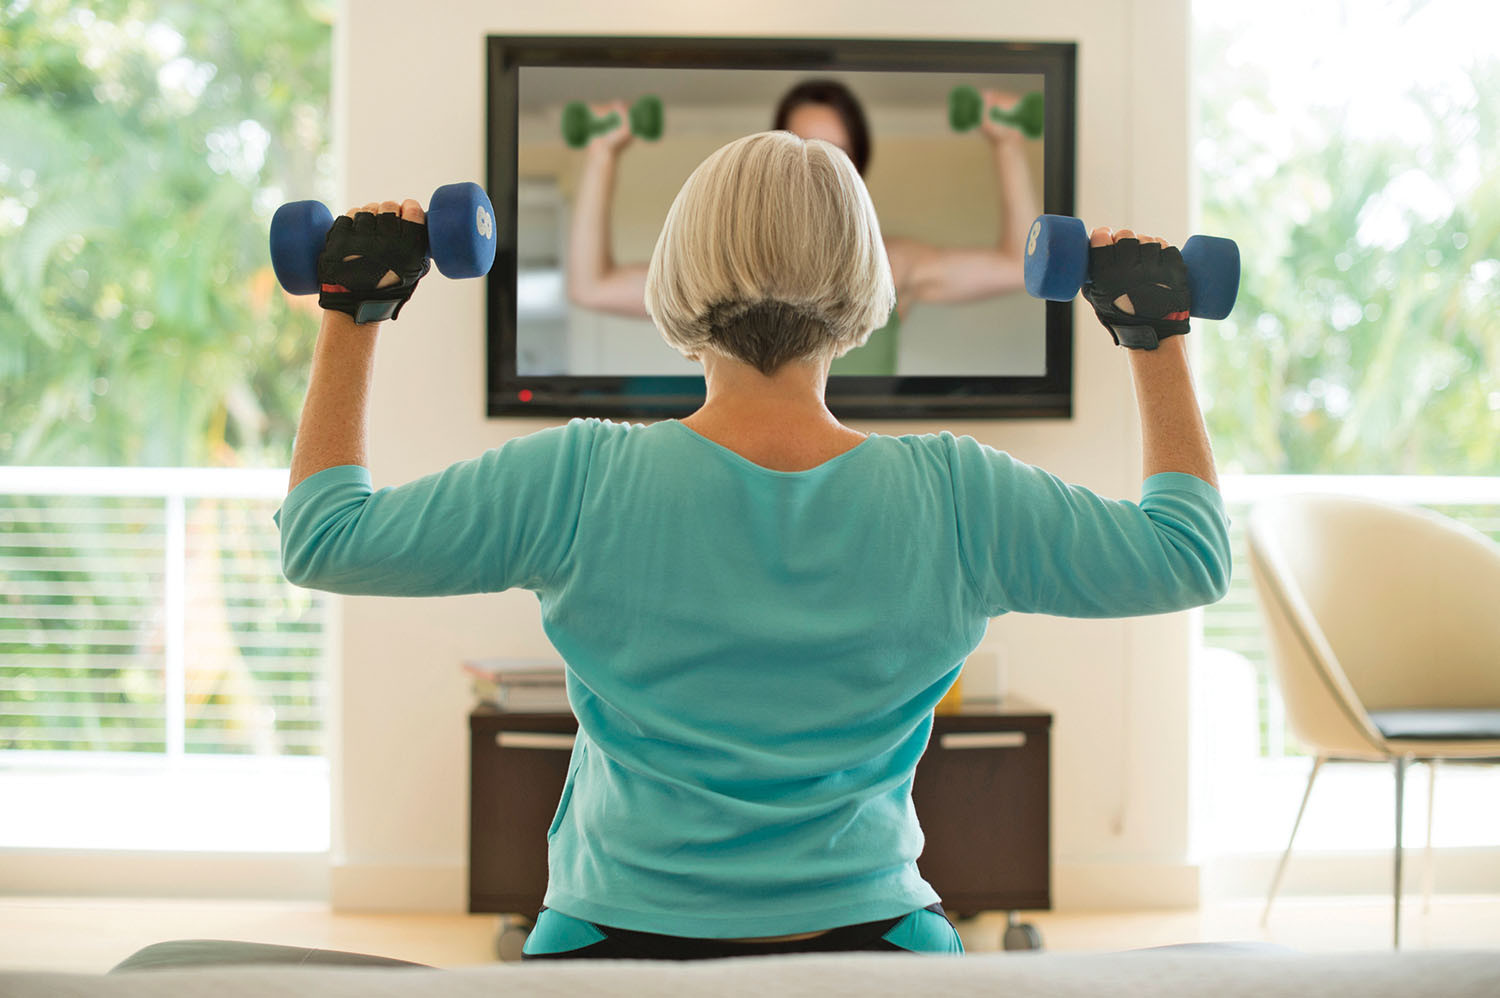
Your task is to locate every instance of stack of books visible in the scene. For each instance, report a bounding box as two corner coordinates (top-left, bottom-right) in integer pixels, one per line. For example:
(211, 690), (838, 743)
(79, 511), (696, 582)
(464, 658), (570, 712)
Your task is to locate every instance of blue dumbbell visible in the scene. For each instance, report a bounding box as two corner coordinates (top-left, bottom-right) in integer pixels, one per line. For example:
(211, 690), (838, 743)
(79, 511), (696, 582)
(269, 182), (497, 296)
(1023, 214), (1240, 320)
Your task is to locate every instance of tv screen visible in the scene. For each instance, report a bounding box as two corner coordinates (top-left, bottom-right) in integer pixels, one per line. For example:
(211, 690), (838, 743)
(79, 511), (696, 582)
(486, 36), (1077, 419)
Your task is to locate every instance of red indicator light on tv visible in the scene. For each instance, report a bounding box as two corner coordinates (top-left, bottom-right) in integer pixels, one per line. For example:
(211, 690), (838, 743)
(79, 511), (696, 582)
(518, 389), (534, 402)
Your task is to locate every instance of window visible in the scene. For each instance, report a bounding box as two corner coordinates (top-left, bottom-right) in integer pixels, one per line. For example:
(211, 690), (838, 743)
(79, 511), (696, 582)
(1194, 0), (1499, 479)
(0, 0), (335, 853)
(1192, 0), (1500, 858)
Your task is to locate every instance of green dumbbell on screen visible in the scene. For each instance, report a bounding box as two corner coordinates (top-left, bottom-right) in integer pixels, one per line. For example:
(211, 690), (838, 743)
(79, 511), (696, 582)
(561, 95), (665, 149)
(948, 86), (1044, 140)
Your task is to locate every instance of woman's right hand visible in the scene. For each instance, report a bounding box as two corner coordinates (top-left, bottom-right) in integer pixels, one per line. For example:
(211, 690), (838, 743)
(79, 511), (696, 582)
(587, 99), (635, 155)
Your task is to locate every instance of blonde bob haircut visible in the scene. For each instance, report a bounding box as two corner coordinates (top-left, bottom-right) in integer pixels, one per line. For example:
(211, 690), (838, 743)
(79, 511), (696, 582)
(644, 131), (896, 376)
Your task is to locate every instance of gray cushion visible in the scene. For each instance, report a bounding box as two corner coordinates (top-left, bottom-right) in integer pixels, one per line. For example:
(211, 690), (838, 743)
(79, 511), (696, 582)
(1368, 708), (1500, 742)
(110, 940), (430, 973)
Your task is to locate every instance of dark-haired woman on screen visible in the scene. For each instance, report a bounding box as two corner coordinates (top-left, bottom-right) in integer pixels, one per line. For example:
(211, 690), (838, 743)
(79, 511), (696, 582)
(566, 79), (1038, 374)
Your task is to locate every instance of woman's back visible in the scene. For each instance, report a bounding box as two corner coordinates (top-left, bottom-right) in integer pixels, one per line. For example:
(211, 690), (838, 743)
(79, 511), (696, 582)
(540, 418), (983, 937)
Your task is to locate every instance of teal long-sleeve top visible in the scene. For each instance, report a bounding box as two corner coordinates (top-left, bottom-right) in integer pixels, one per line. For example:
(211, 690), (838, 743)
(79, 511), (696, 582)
(276, 418), (1230, 938)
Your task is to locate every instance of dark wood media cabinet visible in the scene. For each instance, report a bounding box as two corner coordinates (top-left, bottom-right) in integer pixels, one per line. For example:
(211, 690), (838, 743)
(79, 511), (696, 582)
(469, 698), (1051, 953)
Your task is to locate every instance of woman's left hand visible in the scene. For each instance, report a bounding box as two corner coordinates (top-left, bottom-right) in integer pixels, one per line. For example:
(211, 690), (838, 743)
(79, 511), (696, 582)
(979, 90), (1024, 145)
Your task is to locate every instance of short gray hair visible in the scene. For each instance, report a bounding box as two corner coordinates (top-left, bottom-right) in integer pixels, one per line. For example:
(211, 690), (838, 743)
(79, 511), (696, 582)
(644, 131), (896, 375)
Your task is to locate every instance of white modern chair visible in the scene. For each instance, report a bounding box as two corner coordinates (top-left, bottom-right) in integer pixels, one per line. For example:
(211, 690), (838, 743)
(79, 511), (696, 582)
(1246, 493), (1500, 948)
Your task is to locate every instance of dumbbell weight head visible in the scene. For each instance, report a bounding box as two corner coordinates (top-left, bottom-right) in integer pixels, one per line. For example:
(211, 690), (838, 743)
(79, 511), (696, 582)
(1181, 234), (1240, 320)
(269, 200), (334, 296)
(1023, 214), (1090, 302)
(629, 95), (664, 142)
(948, 85), (984, 132)
(560, 101), (594, 149)
(426, 182), (496, 280)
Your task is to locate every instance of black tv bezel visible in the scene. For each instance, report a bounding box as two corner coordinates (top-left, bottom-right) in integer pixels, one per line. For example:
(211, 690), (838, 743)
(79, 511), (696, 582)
(486, 35), (1077, 420)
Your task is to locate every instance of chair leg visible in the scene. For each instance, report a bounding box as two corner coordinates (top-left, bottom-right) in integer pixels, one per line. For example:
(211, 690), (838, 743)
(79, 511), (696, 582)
(1262, 755), (1324, 928)
(1423, 759), (1437, 915)
(1394, 756), (1407, 949)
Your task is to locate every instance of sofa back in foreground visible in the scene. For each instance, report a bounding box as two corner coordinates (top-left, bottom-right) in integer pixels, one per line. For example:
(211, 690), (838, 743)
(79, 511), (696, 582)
(3, 949), (1500, 998)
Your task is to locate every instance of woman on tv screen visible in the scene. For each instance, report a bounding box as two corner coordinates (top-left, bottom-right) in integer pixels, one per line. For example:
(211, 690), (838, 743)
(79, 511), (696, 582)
(564, 78), (1038, 376)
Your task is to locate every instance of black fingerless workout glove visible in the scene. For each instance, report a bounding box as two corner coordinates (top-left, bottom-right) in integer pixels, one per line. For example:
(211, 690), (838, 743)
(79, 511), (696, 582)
(1081, 238), (1191, 350)
(317, 211), (431, 325)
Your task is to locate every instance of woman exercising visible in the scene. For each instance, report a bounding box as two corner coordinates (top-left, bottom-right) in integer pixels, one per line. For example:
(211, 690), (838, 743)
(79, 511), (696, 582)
(279, 131), (1228, 960)
(567, 79), (1038, 374)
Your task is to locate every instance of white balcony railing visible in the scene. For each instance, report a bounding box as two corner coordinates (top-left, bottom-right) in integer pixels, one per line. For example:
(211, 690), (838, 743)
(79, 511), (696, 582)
(0, 466), (329, 765)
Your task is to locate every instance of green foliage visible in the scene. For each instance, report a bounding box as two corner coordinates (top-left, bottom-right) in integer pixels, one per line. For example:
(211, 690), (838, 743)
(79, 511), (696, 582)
(1195, 2), (1500, 475)
(0, 2), (333, 760)
(0, 0), (333, 467)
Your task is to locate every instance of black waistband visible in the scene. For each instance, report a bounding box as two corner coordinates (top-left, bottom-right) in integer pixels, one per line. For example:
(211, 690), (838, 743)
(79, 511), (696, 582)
(555, 902), (946, 961)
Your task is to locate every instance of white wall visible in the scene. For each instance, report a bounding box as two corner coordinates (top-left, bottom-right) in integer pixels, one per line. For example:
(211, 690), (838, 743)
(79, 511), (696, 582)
(333, 0), (1197, 911)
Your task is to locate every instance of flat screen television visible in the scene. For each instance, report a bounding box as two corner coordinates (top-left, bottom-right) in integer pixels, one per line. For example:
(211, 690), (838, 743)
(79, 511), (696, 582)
(486, 36), (1077, 419)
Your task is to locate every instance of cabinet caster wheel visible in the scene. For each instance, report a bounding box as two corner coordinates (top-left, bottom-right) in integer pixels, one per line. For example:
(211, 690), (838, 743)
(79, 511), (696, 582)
(1003, 914), (1043, 951)
(495, 917), (532, 962)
